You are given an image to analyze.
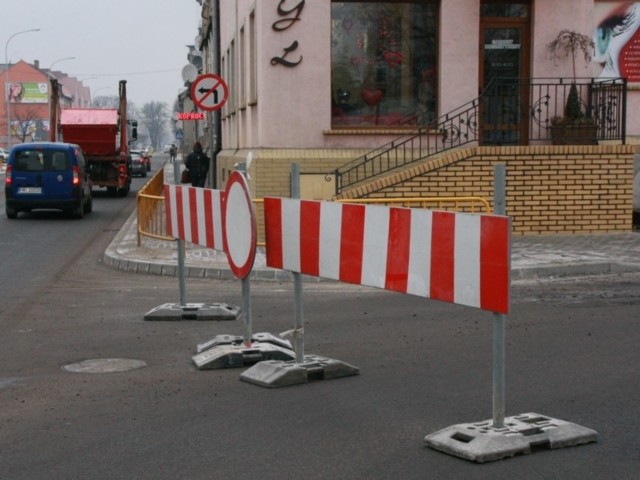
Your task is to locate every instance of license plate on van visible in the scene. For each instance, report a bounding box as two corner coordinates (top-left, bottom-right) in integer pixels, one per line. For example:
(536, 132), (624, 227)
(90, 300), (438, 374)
(18, 187), (42, 194)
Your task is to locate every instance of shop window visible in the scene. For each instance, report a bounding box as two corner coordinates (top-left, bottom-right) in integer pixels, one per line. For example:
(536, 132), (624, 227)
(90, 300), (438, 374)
(331, 1), (438, 128)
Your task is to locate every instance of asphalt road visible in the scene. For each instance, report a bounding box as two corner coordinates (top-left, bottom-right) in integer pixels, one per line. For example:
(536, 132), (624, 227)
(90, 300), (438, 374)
(1, 155), (639, 479)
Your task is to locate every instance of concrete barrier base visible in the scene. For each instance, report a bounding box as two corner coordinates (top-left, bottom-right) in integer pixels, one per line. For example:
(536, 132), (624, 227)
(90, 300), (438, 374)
(192, 333), (294, 370)
(144, 302), (240, 321)
(239, 354), (360, 388)
(425, 412), (597, 463)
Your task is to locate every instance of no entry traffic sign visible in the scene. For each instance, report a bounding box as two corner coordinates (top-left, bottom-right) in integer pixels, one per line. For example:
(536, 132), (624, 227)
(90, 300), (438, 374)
(191, 73), (229, 112)
(223, 171), (257, 279)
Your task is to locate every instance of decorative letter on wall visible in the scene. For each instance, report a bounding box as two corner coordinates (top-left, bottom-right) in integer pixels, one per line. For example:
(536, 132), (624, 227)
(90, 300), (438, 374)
(271, 0), (304, 67)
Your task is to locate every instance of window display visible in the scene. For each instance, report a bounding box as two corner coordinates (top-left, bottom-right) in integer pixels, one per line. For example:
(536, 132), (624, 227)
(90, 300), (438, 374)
(331, 1), (438, 127)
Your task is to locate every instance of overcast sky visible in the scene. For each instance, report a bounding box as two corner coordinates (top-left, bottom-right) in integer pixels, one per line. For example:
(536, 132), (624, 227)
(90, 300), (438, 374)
(2, 0), (202, 109)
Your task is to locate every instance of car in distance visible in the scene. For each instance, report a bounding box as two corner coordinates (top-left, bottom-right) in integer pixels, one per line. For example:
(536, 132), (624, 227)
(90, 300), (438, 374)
(130, 150), (147, 177)
(141, 149), (152, 171)
(0, 147), (8, 163)
(5, 142), (93, 219)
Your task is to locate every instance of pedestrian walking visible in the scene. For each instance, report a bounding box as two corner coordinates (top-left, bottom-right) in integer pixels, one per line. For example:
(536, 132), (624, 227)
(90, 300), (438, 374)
(169, 144), (177, 163)
(184, 141), (210, 188)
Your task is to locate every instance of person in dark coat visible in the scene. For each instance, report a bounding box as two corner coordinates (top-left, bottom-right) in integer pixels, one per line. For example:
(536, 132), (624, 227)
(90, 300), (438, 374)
(185, 141), (210, 187)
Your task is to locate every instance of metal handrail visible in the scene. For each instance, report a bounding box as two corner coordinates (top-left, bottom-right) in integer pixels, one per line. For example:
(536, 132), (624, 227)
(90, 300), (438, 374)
(331, 77), (627, 195)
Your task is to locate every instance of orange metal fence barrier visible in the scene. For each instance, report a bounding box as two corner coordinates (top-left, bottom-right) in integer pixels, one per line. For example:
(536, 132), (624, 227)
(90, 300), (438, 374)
(136, 169), (490, 248)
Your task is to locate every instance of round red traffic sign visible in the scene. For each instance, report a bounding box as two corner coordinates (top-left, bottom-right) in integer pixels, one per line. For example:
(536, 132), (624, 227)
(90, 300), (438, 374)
(223, 171), (257, 279)
(191, 73), (229, 112)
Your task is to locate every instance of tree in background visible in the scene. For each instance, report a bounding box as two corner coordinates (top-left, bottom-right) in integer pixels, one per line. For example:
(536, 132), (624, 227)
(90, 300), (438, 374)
(139, 101), (169, 149)
(91, 95), (119, 108)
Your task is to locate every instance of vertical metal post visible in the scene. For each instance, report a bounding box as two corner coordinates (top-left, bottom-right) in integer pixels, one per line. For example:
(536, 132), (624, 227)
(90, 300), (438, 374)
(242, 276), (252, 347)
(291, 164), (305, 363)
(173, 161), (186, 306)
(493, 164), (507, 428)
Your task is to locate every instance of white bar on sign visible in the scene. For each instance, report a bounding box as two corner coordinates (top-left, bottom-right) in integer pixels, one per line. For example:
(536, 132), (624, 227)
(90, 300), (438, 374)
(282, 198), (301, 271)
(454, 213), (481, 309)
(361, 205), (389, 289)
(407, 209), (433, 297)
(319, 201), (342, 280)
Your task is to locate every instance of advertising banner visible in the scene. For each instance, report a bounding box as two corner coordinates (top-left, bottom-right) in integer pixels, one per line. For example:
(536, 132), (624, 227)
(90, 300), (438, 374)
(6, 82), (49, 103)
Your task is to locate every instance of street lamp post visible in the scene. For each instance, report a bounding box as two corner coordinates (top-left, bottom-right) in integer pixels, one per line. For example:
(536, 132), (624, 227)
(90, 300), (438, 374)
(5, 28), (40, 150)
(47, 56), (75, 137)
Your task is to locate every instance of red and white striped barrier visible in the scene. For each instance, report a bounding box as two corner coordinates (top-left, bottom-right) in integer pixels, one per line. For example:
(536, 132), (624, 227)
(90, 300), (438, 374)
(164, 184), (225, 251)
(264, 198), (510, 314)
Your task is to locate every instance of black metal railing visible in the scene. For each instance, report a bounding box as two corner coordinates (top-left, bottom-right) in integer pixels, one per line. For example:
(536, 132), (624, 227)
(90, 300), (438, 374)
(332, 77), (626, 195)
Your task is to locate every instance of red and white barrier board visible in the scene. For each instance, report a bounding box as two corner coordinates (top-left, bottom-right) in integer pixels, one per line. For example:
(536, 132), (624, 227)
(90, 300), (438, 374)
(264, 198), (510, 314)
(164, 184), (225, 251)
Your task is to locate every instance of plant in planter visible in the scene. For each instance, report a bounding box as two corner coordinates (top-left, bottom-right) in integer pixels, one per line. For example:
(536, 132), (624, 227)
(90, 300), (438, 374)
(546, 30), (597, 144)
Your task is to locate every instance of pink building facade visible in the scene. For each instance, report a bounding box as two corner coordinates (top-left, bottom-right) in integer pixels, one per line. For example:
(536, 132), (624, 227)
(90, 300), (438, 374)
(199, 0), (638, 198)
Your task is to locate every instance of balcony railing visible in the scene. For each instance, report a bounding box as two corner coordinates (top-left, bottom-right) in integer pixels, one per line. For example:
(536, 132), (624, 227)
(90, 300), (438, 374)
(332, 77), (627, 195)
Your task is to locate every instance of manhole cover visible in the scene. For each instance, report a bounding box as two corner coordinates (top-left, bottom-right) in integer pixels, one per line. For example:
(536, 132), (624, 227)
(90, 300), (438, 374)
(63, 358), (147, 373)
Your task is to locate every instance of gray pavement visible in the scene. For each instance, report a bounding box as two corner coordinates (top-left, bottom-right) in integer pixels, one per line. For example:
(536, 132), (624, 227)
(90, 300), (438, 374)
(104, 204), (640, 282)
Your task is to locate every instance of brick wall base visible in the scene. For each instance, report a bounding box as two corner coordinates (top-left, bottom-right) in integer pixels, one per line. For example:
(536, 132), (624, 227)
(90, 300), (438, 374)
(217, 145), (636, 236)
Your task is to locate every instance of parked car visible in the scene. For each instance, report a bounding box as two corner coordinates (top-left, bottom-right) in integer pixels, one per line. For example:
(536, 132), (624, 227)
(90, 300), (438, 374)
(163, 144), (172, 154)
(4, 142), (92, 219)
(130, 150), (147, 177)
(141, 149), (152, 172)
(0, 147), (8, 163)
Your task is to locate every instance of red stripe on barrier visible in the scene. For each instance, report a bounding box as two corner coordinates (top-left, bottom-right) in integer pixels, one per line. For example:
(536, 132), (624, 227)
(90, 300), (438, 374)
(300, 200), (321, 276)
(164, 185), (173, 237)
(385, 207), (411, 293)
(176, 186), (186, 241)
(340, 203), (366, 284)
(264, 197), (284, 269)
(188, 187), (199, 245)
(480, 216), (510, 314)
(203, 189), (214, 249)
(430, 211), (455, 303)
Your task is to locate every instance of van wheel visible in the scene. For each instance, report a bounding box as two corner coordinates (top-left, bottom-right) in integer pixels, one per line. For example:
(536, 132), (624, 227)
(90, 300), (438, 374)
(6, 206), (18, 219)
(72, 200), (84, 219)
(84, 195), (93, 214)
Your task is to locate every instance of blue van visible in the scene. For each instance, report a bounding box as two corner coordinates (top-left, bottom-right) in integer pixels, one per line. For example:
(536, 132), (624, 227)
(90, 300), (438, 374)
(5, 142), (93, 219)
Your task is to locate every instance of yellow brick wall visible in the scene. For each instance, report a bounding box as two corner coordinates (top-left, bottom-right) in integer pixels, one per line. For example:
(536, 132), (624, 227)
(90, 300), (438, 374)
(218, 145), (636, 236)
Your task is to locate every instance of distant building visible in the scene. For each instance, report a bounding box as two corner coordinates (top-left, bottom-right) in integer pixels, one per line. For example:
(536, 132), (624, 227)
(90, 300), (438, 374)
(1, 60), (91, 146)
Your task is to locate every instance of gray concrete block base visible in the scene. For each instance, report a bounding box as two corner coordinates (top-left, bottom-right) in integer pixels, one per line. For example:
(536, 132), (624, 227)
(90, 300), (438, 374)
(192, 333), (294, 369)
(143, 302), (240, 321)
(239, 354), (360, 388)
(425, 412), (597, 463)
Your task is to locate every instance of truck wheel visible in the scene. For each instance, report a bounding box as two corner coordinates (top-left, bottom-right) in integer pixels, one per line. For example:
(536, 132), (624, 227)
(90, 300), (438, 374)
(6, 206), (18, 219)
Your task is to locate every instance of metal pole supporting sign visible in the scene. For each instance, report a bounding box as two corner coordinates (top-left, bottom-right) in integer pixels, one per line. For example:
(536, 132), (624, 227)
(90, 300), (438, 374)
(424, 164), (598, 463)
(191, 170), (294, 369)
(240, 164), (360, 388)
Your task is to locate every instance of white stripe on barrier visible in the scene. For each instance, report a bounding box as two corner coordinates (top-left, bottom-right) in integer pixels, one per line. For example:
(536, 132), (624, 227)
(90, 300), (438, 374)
(319, 201), (341, 280)
(362, 206), (389, 290)
(282, 198), (301, 272)
(407, 209), (432, 297)
(454, 213), (481, 310)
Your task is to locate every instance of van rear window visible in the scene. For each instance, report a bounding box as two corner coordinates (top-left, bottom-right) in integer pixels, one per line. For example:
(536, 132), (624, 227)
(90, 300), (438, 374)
(14, 150), (70, 172)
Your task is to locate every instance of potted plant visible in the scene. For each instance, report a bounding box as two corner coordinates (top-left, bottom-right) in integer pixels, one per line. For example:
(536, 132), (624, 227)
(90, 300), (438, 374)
(546, 30), (597, 145)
